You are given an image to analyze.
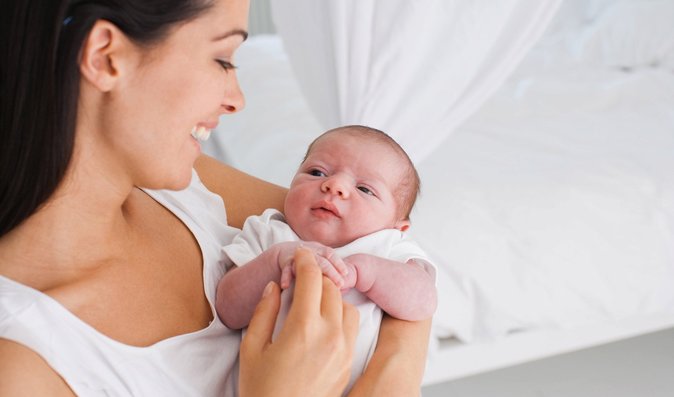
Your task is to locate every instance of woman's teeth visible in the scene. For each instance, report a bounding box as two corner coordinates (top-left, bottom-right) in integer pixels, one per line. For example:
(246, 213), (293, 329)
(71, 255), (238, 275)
(191, 126), (211, 142)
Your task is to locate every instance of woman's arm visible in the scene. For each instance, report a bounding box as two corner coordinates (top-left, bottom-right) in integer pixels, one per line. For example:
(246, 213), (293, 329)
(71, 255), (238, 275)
(0, 339), (76, 396)
(194, 154), (287, 229)
(347, 316), (432, 397)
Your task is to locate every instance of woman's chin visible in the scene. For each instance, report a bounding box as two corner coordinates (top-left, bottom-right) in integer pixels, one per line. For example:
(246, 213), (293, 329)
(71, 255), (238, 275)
(139, 166), (194, 192)
(168, 169), (195, 191)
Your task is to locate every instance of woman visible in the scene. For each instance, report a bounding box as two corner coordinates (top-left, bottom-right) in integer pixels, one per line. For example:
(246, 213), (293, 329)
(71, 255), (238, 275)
(0, 0), (431, 396)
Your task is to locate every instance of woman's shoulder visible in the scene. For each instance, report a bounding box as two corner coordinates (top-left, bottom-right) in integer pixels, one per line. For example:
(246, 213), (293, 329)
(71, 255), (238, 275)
(0, 339), (75, 396)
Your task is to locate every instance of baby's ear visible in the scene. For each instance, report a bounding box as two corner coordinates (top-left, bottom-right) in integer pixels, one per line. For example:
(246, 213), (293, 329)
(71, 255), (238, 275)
(394, 219), (410, 232)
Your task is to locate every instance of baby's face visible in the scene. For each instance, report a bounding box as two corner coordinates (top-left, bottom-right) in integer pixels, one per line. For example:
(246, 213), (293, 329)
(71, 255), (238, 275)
(284, 132), (409, 248)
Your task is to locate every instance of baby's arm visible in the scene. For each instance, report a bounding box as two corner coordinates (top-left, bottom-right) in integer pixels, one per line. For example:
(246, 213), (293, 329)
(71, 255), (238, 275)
(216, 246), (284, 330)
(343, 254), (437, 321)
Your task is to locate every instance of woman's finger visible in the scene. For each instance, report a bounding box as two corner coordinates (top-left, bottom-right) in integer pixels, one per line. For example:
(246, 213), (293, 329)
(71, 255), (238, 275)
(342, 302), (360, 354)
(320, 275), (344, 324)
(287, 247), (323, 317)
(241, 282), (281, 353)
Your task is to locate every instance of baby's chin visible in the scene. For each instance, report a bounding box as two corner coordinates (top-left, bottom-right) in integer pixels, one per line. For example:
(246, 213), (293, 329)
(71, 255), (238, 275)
(287, 215), (375, 248)
(297, 228), (368, 249)
(294, 228), (344, 248)
(298, 232), (337, 248)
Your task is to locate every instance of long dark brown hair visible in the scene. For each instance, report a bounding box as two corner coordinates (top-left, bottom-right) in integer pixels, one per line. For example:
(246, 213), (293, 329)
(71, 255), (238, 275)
(0, 0), (212, 237)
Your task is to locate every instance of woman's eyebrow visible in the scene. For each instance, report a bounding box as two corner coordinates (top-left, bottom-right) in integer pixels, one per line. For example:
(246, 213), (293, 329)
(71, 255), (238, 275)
(211, 29), (248, 42)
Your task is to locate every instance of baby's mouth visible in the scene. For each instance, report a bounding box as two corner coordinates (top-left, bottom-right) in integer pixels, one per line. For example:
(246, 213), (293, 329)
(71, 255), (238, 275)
(191, 126), (212, 142)
(313, 201), (341, 218)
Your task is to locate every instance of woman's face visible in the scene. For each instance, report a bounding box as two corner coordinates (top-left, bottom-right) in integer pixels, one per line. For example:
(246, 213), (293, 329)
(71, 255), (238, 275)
(104, 0), (249, 190)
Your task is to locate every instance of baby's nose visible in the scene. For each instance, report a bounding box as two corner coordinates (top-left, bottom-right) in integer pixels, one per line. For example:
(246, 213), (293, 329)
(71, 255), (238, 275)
(321, 176), (350, 198)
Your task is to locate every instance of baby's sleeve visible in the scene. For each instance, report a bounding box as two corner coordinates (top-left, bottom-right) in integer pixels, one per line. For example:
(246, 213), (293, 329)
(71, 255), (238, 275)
(389, 236), (438, 286)
(222, 208), (290, 268)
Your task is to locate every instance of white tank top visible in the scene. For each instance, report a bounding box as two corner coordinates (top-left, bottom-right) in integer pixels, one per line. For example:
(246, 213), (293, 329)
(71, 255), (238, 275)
(0, 170), (241, 396)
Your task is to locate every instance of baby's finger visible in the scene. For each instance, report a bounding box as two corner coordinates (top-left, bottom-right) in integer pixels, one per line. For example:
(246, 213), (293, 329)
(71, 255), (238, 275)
(323, 247), (350, 277)
(288, 247), (323, 317)
(280, 265), (293, 289)
(316, 256), (344, 288)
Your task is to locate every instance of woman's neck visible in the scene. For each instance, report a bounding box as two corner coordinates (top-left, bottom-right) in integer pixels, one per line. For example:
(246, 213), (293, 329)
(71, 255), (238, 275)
(0, 159), (138, 288)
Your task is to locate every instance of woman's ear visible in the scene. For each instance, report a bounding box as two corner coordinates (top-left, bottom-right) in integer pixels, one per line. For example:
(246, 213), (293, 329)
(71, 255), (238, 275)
(394, 219), (410, 232)
(79, 20), (133, 92)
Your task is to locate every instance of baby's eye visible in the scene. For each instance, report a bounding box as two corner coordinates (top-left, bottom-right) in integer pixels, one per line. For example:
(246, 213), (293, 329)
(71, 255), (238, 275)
(308, 169), (326, 177)
(358, 186), (375, 196)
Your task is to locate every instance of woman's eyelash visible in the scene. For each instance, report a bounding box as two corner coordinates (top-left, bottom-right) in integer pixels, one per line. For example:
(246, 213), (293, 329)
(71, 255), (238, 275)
(216, 60), (237, 71)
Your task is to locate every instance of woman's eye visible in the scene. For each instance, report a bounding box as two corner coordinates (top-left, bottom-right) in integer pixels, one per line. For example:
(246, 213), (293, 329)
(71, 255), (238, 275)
(358, 186), (375, 196)
(309, 169), (326, 177)
(216, 59), (237, 71)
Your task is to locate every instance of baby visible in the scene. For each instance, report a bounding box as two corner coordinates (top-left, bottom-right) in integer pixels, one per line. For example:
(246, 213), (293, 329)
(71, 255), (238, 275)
(215, 125), (437, 393)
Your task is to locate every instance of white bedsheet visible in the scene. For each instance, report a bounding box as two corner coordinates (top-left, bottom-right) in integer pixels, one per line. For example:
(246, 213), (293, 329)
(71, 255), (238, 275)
(204, 0), (674, 348)
(419, 66), (674, 342)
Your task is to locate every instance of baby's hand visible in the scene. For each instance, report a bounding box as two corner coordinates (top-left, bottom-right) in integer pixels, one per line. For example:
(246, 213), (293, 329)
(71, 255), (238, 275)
(274, 242), (350, 289)
(340, 257), (359, 291)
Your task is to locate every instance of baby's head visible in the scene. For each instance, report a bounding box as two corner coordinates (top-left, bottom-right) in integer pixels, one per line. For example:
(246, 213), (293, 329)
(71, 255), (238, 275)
(284, 125), (420, 248)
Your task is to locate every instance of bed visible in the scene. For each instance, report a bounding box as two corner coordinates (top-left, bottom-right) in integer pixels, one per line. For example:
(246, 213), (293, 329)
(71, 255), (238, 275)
(204, 0), (674, 387)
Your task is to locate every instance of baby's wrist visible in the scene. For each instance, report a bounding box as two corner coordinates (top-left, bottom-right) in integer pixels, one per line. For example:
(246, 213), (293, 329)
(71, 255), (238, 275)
(273, 242), (300, 269)
(345, 254), (374, 292)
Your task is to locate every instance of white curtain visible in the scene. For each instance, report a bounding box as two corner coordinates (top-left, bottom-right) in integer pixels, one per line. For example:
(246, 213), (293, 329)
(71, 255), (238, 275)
(270, 0), (561, 163)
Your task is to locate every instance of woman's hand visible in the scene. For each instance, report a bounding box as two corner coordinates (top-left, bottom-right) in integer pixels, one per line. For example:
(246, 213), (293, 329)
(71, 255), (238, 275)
(239, 247), (360, 397)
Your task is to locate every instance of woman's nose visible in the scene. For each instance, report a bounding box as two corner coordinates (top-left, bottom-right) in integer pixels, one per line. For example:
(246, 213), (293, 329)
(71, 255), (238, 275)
(321, 176), (350, 198)
(220, 73), (245, 114)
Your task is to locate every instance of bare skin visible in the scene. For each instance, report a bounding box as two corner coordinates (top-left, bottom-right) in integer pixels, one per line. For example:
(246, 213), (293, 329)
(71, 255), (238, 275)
(0, 340), (74, 397)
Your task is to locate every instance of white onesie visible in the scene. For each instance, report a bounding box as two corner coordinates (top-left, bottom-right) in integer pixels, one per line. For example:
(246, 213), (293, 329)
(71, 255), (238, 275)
(222, 208), (434, 394)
